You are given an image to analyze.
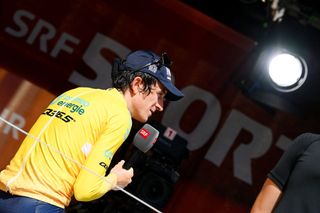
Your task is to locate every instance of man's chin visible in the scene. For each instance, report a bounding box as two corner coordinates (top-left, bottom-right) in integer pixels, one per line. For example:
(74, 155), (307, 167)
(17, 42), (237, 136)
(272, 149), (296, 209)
(135, 117), (148, 123)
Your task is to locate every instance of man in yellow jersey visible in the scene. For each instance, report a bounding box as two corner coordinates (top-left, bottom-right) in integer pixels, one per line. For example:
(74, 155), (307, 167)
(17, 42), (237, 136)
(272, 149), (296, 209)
(0, 50), (184, 212)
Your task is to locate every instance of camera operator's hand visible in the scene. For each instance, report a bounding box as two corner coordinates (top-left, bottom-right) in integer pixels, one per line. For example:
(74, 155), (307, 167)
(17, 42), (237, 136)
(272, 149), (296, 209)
(110, 160), (134, 190)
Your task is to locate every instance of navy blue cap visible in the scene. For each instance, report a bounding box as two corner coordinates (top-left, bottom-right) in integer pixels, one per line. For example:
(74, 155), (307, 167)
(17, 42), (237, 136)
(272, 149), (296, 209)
(124, 50), (184, 101)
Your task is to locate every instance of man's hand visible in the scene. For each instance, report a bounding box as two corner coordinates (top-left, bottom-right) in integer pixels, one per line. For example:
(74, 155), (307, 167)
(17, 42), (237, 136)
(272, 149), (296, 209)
(110, 160), (134, 189)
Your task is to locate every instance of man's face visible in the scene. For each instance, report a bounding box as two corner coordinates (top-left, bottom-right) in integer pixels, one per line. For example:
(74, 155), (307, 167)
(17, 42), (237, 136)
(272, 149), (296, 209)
(131, 80), (166, 123)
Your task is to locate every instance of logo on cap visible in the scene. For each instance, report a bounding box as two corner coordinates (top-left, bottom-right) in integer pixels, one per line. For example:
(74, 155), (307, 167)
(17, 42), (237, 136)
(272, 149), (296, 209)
(148, 64), (158, 73)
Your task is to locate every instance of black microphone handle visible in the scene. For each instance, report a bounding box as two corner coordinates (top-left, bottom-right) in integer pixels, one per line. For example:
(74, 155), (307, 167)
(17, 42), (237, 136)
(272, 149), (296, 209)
(123, 149), (143, 170)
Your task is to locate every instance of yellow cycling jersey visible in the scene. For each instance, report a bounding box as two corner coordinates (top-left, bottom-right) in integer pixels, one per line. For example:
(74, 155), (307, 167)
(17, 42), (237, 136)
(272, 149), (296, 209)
(0, 87), (132, 208)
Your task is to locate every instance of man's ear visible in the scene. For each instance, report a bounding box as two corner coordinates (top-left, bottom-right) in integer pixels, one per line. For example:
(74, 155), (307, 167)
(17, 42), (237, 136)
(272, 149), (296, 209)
(130, 76), (143, 95)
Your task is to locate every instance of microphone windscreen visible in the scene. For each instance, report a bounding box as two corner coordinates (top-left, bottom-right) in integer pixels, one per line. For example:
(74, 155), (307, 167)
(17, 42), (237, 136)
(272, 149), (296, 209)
(133, 124), (159, 153)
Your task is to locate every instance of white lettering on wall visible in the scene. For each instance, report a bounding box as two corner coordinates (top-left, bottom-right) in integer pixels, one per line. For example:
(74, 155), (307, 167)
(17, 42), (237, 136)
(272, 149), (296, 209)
(0, 108), (26, 140)
(205, 110), (273, 184)
(51, 33), (80, 57)
(26, 19), (56, 52)
(162, 85), (221, 151)
(5, 9), (35, 37)
(68, 33), (130, 88)
(5, 9), (80, 58)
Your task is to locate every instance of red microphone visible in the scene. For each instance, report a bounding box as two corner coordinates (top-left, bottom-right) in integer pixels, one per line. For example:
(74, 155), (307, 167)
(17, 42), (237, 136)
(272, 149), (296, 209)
(132, 124), (159, 153)
(124, 124), (159, 169)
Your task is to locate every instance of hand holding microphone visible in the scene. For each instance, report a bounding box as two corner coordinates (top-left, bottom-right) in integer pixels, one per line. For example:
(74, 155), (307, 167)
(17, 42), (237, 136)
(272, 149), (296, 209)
(110, 160), (133, 190)
(110, 124), (159, 190)
(108, 124), (163, 213)
(124, 124), (159, 170)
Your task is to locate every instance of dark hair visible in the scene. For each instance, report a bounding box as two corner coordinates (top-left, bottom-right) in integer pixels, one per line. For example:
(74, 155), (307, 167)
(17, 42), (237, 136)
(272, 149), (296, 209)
(111, 68), (158, 95)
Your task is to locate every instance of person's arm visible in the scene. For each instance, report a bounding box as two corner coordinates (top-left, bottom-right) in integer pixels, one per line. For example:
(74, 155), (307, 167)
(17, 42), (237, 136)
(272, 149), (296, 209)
(73, 110), (132, 201)
(250, 178), (282, 213)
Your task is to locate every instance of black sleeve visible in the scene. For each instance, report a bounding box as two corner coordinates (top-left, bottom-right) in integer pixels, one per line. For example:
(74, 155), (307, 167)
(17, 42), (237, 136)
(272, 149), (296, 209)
(267, 133), (320, 190)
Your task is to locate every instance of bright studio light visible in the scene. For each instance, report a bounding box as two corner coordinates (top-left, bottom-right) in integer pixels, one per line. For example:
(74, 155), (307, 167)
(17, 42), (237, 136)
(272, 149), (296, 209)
(268, 53), (307, 92)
